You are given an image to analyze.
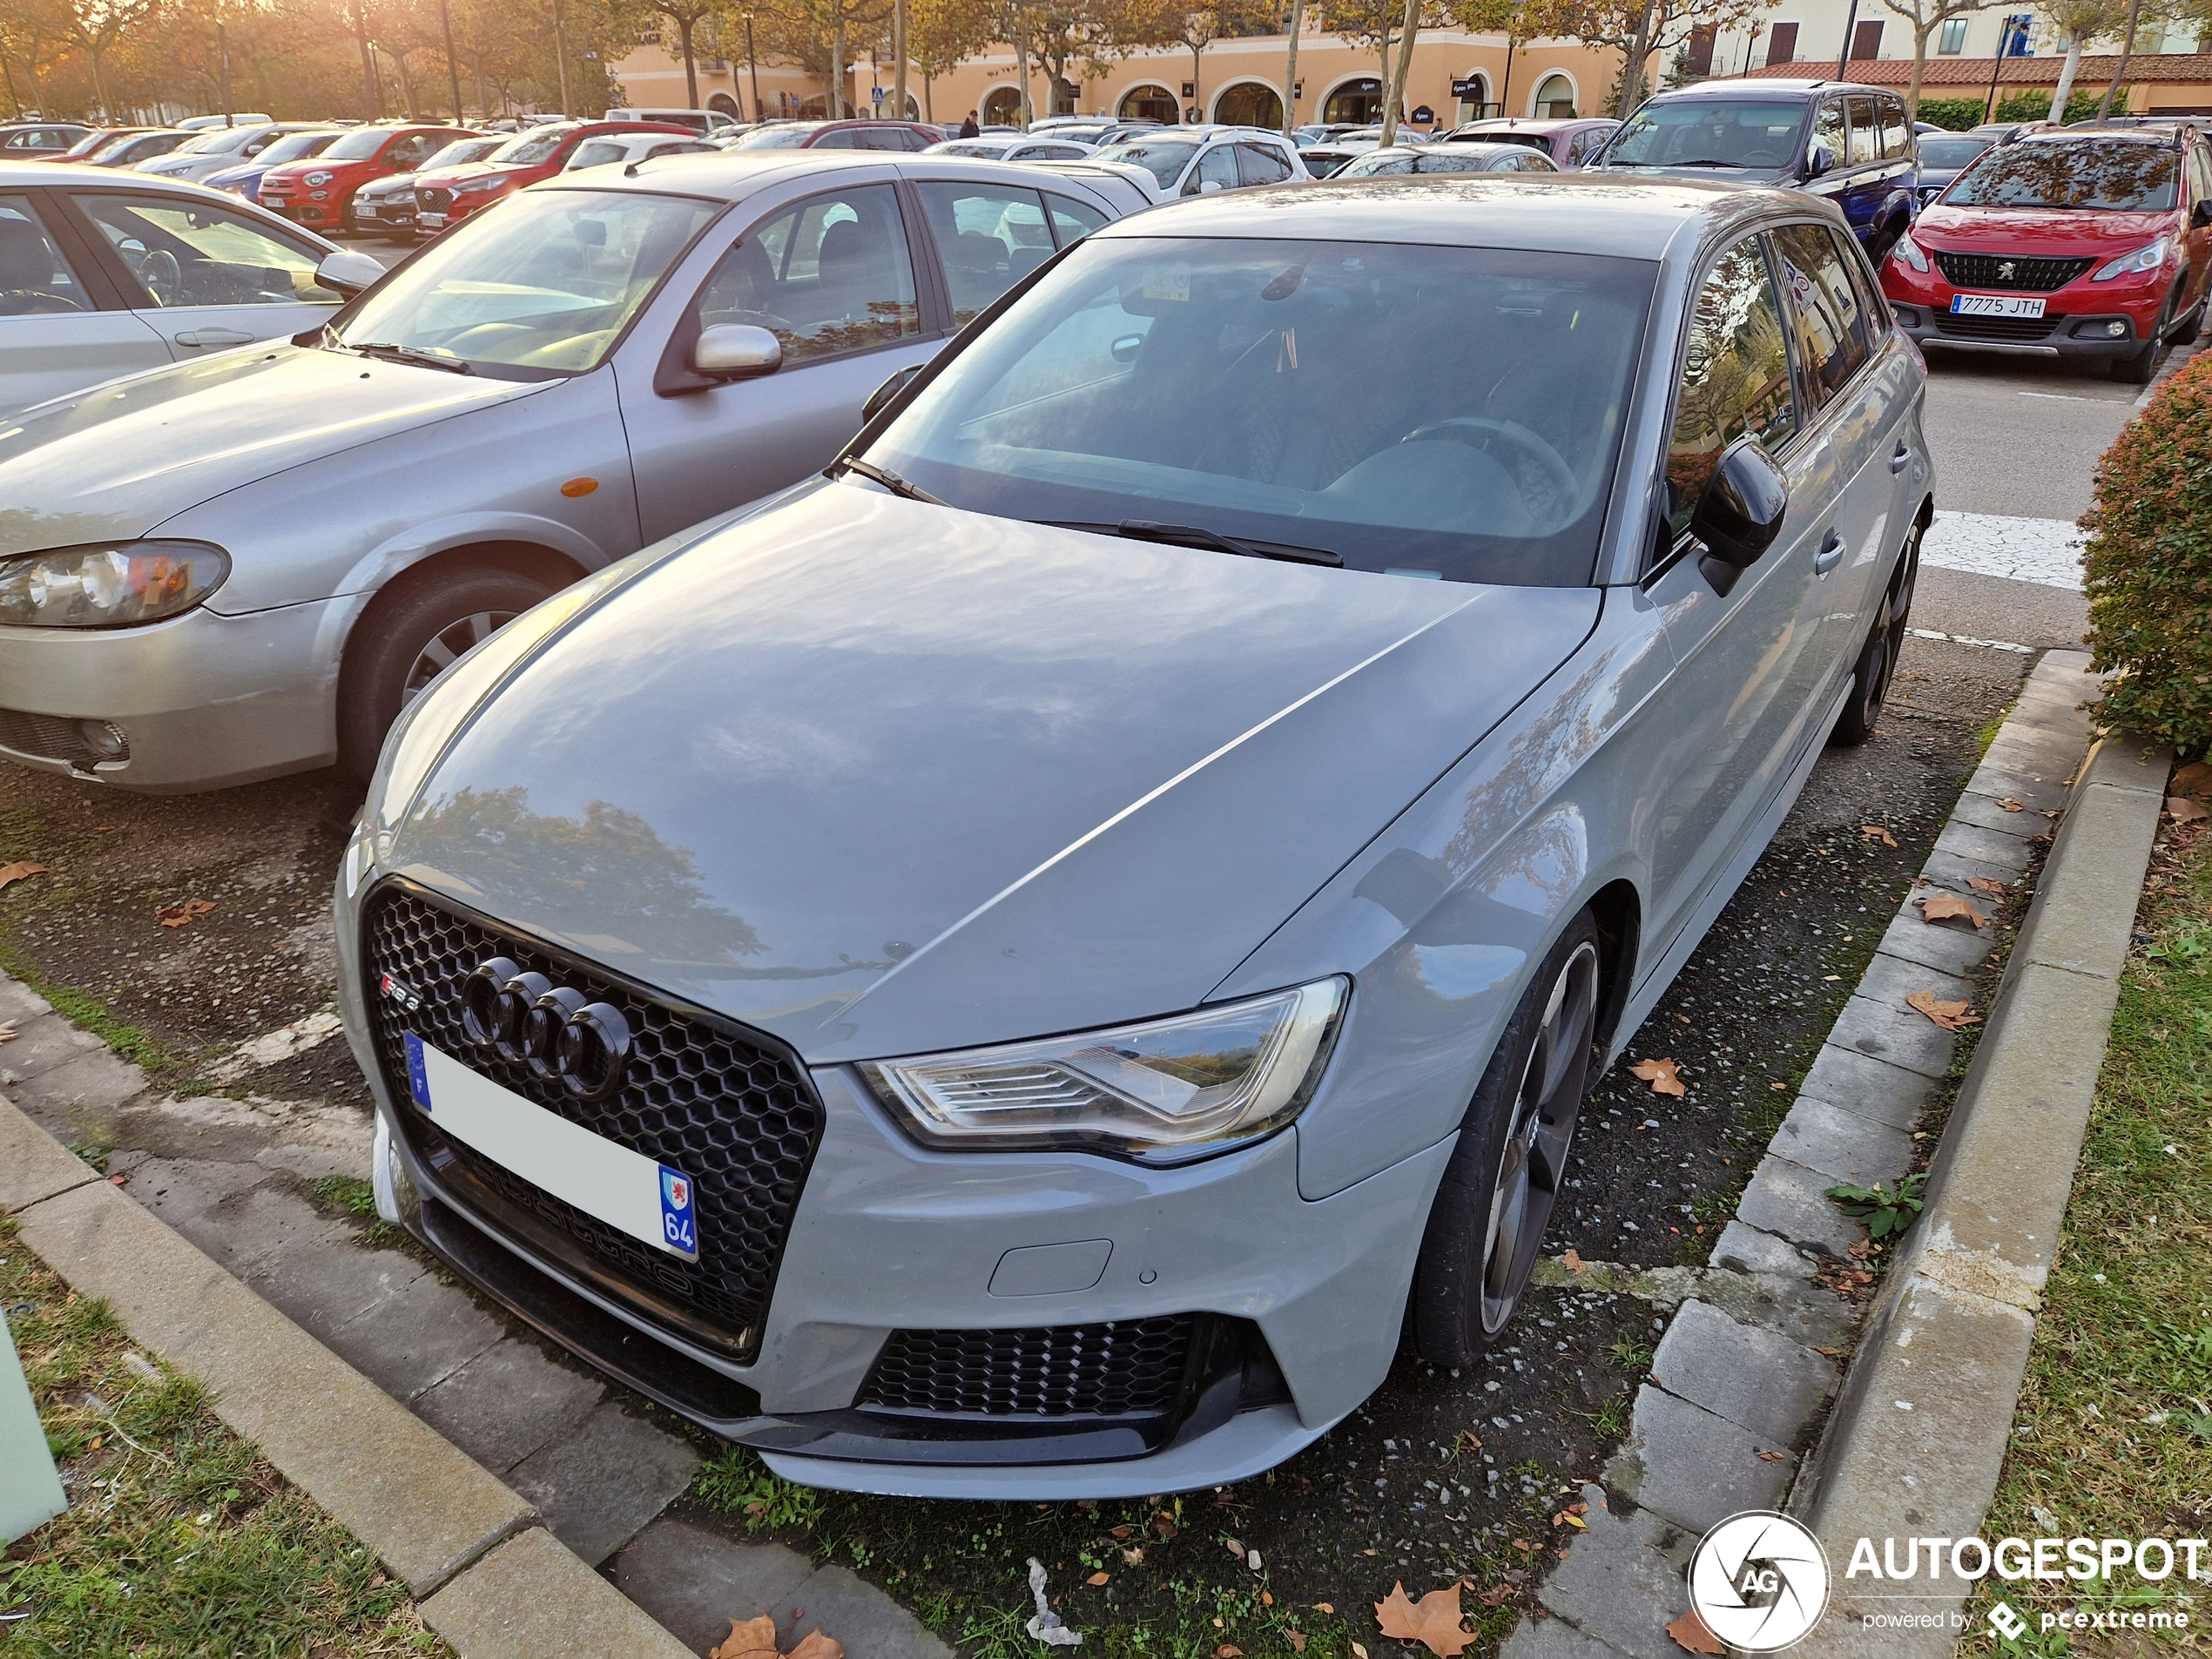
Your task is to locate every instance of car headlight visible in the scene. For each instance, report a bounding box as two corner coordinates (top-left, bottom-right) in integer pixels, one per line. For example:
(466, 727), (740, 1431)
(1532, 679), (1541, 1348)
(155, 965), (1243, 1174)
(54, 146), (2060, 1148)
(2094, 238), (2169, 281)
(1892, 231), (1928, 273)
(455, 174), (508, 192)
(304, 170), (334, 185)
(0, 541), (230, 628)
(859, 977), (1347, 1163)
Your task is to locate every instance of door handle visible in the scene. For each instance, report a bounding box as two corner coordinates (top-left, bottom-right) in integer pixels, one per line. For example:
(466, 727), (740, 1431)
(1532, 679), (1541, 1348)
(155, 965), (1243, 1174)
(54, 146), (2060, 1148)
(1889, 441), (1912, 474)
(172, 328), (257, 348)
(1814, 529), (1845, 575)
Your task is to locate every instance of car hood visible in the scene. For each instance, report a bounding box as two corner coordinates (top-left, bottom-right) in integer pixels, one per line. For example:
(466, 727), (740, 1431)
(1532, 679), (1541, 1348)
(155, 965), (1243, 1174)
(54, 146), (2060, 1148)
(1914, 203), (2175, 253)
(201, 163), (265, 186)
(418, 162), (529, 188)
(383, 484), (1601, 1062)
(0, 345), (549, 560)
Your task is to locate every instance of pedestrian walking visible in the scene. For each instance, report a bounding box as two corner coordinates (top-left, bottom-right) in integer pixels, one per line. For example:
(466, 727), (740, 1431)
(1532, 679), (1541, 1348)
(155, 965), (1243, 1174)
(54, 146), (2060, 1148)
(959, 111), (980, 137)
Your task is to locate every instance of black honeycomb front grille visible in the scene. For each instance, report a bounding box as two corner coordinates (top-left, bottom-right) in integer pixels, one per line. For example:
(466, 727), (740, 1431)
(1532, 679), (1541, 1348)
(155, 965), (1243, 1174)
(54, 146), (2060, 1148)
(860, 1317), (1200, 1420)
(361, 882), (823, 1359)
(1932, 252), (2094, 293)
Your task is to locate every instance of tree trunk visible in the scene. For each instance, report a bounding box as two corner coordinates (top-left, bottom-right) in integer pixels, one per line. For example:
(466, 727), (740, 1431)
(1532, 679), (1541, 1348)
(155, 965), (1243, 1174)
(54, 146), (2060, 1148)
(86, 47), (107, 119)
(1380, 0), (1420, 144)
(2095, 0), (2141, 121)
(678, 16), (698, 109)
(2047, 33), (2082, 123)
(553, 0), (572, 115)
(894, 0), (907, 121)
(398, 51), (416, 117)
(833, 10), (848, 116)
(1377, 25), (1391, 120)
(1907, 21), (1925, 118)
(1617, 0), (1657, 118)
(923, 71), (933, 121)
(355, 7), (377, 119)
(1282, 0), (1302, 132)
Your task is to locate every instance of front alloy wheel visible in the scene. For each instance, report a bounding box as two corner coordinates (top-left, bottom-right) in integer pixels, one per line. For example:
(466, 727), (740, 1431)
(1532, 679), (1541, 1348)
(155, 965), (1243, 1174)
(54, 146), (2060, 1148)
(1413, 914), (1602, 1364)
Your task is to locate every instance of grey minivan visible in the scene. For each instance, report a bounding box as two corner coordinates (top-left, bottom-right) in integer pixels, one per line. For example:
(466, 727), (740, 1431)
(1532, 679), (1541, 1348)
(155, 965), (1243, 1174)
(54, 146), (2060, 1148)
(336, 176), (1932, 1497)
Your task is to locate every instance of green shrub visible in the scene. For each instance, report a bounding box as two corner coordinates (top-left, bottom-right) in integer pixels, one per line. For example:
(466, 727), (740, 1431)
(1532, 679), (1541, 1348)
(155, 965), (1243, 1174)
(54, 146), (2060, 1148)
(2082, 348), (2212, 757)
(1993, 86), (2128, 124)
(1914, 97), (1987, 131)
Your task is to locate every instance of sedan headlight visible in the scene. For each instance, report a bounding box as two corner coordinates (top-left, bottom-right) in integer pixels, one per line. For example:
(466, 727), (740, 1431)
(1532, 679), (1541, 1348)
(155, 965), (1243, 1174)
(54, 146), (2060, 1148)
(2094, 238), (2170, 281)
(1892, 231), (1929, 273)
(860, 978), (1347, 1163)
(455, 174), (509, 193)
(303, 169), (335, 186)
(0, 541), (230, 628)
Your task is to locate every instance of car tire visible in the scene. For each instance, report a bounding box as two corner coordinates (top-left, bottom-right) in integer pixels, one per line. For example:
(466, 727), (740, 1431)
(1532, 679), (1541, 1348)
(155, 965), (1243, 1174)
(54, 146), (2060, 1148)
(2172, 291), (2203, 347)
(2112, 291), (2173, 383)
(1831, 515), (1922, 747)
(1411, 912), (1603, 1366)
(336, 565), (556, 781)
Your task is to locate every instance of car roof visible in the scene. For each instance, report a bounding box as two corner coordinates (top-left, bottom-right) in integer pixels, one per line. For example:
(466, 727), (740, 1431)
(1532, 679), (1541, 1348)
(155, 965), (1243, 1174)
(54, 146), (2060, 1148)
(1455, 118), (1609, 133)
(2015, 125), (2179, 146)
(1089, 173), (1804, 258)
(522, 146), (1133, 205)
(1655, 78), (1891, 100)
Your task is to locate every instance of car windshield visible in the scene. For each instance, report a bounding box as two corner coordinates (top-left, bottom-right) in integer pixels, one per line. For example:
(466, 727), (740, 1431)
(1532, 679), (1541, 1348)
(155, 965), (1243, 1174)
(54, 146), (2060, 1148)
(422, 138), (502, 170)
(91, 132), (159, 162)
(333, 187), (719, 375)
(861, 235), (1654, 586)
(323, 126), (405, 160)
(1339, 149), (1490, 175)
(195, 126), (267, 155)
(496, 127), (575, 164)
(570, 139), (627, 168)
(1945, 140), (2178, 209)
(1918, 136), (1991, 169)
(1095, 138), (1199, 185)
(258, 131), (339, 165)
(732, 125), (813, 148)
(1601, 100), (1804, 169)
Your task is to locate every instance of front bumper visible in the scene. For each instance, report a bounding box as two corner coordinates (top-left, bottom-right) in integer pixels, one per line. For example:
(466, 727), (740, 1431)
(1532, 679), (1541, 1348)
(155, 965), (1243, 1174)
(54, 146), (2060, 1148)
(1883, 261), (2166, 360)
(338, 873), (1452, 1496)
(0, 597), (353, 792)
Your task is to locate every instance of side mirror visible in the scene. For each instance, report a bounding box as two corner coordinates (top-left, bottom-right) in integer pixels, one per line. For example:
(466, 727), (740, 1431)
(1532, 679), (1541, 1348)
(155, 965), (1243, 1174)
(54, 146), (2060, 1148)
(1806, 143), (1835, 179)
(314, 248), (388, 296)
(1692, 438), (1790, 596)
(2192, 198), (2212, 229)
(861, 363), (921, 422)
(694, 322), (781, 380)
(1197, 178), (1226, 194)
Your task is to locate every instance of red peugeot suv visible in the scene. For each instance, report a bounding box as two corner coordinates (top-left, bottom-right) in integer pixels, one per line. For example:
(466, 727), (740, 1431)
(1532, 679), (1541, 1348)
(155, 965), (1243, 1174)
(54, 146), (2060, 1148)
(260, 123), (475, 234)
(1881, 125), (2212, 382)
(409, 119), (693, 235)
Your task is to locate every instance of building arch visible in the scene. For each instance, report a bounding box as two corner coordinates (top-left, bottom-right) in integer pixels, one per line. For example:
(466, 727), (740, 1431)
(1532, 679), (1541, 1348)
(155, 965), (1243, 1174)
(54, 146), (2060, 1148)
(1116, 81), (1180, 123)
(1210, 77), (1283, 128)
(981, 83), (1026, 125)
(1453, 70), (1489, 119)
(1320, 74), (1384, 124)
(706, 91), (739, 117)
(1529, 70), (1577, 118)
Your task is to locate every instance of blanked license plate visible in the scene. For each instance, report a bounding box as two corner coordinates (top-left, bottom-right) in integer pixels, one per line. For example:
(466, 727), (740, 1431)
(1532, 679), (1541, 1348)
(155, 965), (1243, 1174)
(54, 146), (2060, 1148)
(1951, 293), (2045, 319)
(418, 212), (445, 227)
(403, 1033), (699, 1260)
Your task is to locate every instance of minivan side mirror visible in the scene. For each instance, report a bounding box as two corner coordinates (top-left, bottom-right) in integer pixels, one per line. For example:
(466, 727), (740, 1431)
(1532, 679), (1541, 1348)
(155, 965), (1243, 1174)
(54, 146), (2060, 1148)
(1805, 143), (1835, 179)
(861, 363), (921, 422)
(314, 248), (388, 296)
(1691, 438), (1790, 596)
(693, 322), (782, 380)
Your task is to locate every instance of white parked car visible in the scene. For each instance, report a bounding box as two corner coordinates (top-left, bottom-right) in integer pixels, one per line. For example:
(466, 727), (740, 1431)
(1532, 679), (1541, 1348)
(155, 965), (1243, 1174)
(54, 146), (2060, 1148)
(1088, 128), (1304, 202)
(1330, 141), (1561, 178)
(0, 162), (382, 414)
(176, 113), (276, 132)
(562, 132), (718, 171)
(602, 107), (742, 137)
(134, 124), (325, 185)
(923, 134), (1098, 164)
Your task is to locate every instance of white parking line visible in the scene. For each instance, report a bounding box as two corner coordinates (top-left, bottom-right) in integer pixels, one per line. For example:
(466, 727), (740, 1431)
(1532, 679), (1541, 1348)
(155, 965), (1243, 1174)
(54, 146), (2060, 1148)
(1909, 627), (2035, 655)
(1919, 510), (2084, 590)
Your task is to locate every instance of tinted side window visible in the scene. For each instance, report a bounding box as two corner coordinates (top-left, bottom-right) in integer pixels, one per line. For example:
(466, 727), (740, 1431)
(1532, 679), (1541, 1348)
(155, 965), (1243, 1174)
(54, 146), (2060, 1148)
(1836, 228), (1892, 340)
(0, 195), (91, 314)
(1844, 97), (1878, 165)
(1046, 193), (1108, 245)
(1880, 98), (1910, 159)
(1770, 221), (1873, 409)
(1236, 142), (1293, 185)
(1567, 129), (1605, 165)
(1187, 145), (1239, 194)
(691, 183), (920, 363)
(811, 130), (861, 149)
(916, 181), (1051, 326)
(1813, 100), (1846, 166)
(1664, 236), (1797, 543)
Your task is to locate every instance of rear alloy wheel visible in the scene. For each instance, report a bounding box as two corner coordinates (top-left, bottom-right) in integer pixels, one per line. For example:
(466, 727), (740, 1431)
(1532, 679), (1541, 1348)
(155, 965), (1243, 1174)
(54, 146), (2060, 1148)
(1831, 517), (1921, 747)
(1412, 914), (1602, 1365)
(337, 566), (556, 780)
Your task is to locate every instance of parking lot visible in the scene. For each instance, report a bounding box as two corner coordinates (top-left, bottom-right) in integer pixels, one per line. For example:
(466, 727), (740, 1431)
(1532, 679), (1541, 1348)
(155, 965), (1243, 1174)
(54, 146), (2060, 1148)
(0, 333), (2123, 1647)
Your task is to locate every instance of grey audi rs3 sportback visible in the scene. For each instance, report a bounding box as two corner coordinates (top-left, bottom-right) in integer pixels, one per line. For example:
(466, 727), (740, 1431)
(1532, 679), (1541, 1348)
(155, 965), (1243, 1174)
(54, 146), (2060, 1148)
(335, 174), (1932, 1498)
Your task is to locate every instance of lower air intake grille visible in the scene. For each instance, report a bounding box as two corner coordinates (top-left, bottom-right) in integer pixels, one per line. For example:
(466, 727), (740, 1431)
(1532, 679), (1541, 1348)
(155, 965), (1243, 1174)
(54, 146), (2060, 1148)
(0, 709), (109, 766)
(860, 1317), (1200, 1419)
(1932, 312), (2061, 341)
(361, 882), (823, 1359)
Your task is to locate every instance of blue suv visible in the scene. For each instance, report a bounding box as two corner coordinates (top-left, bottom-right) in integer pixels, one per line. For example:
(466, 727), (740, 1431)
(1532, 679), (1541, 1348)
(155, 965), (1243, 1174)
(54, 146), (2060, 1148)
(1591, 78), (1918, 260)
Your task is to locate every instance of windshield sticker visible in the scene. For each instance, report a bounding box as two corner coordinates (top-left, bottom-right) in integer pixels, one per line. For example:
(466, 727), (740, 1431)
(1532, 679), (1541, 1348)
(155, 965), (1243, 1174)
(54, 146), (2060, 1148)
(1141, 266), (1190, 303)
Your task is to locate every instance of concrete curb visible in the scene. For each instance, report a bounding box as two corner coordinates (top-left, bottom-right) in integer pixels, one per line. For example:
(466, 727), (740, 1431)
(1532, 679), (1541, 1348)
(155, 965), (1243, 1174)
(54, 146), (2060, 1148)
(0, 1090), (691, 1659)
(1500, 651), (2128, 1659)
(1789, 725), (2168, 1656)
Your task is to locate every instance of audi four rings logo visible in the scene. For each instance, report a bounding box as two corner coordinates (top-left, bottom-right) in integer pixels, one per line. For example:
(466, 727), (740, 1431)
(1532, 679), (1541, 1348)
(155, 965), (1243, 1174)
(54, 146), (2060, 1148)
(461, 956), (633, 1102)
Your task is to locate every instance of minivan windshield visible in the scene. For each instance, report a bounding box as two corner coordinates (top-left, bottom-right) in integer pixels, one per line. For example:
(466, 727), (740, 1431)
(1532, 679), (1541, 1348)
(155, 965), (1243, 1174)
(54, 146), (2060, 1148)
(1944, 139), (2178, 209)
(1600, 99), (1805, 170)
(861, 236), (1654, 585)
(332, 187), (719, 375)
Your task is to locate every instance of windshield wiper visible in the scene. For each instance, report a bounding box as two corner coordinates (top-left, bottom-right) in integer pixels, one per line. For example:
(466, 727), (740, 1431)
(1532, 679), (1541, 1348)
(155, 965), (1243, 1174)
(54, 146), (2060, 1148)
(1663, 158), (1755, 168)
(825, 455), (948, 505)
(1044, 519), (1342, 567)
(346, 341), (473, 374)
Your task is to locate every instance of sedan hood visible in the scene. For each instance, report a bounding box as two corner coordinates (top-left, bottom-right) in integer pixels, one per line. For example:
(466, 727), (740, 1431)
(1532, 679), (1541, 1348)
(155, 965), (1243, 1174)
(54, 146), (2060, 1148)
(1915, 204), (2174, 254)
(387, 484), (1600, 1062)
(0, 345), (548, 558)
(419, 162), (529, 190)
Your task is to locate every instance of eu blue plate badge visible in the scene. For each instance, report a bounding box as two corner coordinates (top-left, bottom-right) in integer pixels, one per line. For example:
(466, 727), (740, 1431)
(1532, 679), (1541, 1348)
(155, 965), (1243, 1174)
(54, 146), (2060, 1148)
(404, 1030), (431, 1110)
(658, 1166), (700, 1261)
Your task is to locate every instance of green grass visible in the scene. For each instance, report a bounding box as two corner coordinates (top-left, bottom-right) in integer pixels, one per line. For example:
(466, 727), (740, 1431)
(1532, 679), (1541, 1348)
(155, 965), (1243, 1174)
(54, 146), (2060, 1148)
(1960, 830), (2212, 1655)
(312, 1176), (412, 1250)
(0, 938), (177, 1076)
(0, 1217), (446, 1656)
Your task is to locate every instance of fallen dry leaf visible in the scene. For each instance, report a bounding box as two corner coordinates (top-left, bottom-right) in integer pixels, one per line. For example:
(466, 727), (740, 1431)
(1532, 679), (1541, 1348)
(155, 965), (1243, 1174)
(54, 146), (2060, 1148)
(1478, 1585), (1515, 1608)
(1352, 1645), (1369, 1659)
(1109, 1525), (1134, 1540)
(0, 860), (49, 891)
(2166, 796), (2209, 823)
(1087, 1572), (1109, 1587)
(1312, 1604), (1335, 1615)
(1217, 1647), (1244, 1657)
(1918, 893), (1988, 929)
(1287, 1633), (1308, 1653)
(1859, 825), (1898, 846)
(1757, 1450), (1784, 1461)
(156, 899), (216, 929)
(1667, 1609), (1727, 1656)
(1122, 1547), (1144, 1565)
(1906, 989), (1980, 1032)
(1376, 1582), (1474, 1659)
(0, 1020), (16, 1043)
(786, 1635), (844, 1659)
(1967, 876), (2009, 894)
(1996, 797), (2024, 813)
(1630, 1057), (1686, 1096)
(707, 1618), (844, 1659)
(1561, 1249), (1587, 1274)
(2173, 759), (2212, 797)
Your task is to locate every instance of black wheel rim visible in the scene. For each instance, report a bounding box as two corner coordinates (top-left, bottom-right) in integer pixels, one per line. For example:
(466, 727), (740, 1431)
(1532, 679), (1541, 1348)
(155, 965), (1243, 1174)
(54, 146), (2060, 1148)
(401, 610), (518, 708)
(1480, 941), (1599, 1334)
(1860, 529), (1920, 730)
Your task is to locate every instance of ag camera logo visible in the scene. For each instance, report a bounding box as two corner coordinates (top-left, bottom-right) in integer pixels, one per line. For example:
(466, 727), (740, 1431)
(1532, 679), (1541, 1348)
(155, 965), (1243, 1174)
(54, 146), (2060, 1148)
(1689, 1511), (1831, 1651)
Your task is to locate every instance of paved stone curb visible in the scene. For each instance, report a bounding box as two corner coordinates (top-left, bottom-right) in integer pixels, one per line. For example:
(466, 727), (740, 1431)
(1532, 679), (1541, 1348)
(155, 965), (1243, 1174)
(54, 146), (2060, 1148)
(1499, 650), (2115, 1659)
(0, 1090), (688, 1658)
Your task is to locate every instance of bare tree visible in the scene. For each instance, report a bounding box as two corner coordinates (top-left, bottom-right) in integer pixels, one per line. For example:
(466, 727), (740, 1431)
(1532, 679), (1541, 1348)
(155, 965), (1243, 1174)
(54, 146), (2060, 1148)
(2040, 0), (2123, 121)
(2092, 0), (2148, 120)
(1877, 0), (1996, 117)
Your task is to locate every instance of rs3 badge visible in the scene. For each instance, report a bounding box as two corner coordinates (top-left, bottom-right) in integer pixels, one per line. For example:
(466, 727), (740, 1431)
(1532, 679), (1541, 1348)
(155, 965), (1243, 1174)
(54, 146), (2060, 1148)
(658, 1166), (699, 1261)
